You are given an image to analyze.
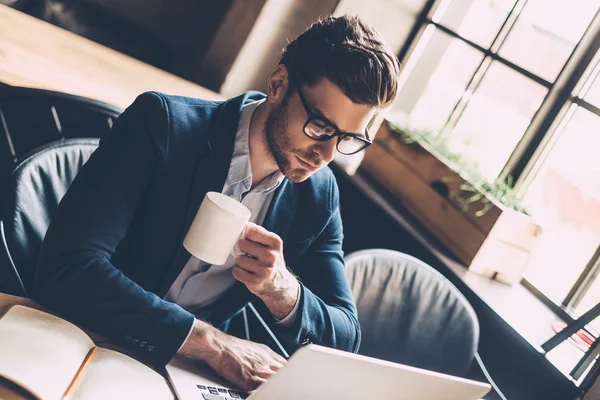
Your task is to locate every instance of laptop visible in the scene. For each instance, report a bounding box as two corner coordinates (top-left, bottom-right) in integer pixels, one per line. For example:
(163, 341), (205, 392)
(166, 344), (491, 400)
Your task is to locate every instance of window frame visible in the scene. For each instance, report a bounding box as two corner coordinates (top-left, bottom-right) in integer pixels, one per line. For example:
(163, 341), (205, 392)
(396, 0), (600, 323)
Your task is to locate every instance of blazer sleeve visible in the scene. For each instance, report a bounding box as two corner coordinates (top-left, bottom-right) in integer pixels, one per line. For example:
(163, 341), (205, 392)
(34, 92), (195, 368)
(266, 178), (361, 354)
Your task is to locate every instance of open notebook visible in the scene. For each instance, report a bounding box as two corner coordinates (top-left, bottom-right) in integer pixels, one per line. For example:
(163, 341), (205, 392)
(0, 305), (174, 400)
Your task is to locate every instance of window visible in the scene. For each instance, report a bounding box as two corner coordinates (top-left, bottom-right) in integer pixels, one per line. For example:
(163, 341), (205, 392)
(392, 0), (599, 180)
(521, 49), (600, 334)
(389, 0), (600, 370)
(522, 106), (600, 307)
(393, 28), (484, 133)
(446, 61), (547, 179)
(499, 0), (599, 82)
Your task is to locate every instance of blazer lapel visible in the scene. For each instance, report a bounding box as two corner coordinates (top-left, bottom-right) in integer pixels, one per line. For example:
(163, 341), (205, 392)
(158, 96), (249, 296)
(262, 179), (298, 240)
(158, 149), (233, 296)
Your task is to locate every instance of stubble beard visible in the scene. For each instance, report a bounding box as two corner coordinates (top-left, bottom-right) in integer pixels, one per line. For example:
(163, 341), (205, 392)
(264, 98), (312, 183)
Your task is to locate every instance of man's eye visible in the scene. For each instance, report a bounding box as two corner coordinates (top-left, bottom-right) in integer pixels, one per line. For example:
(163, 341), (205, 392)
(312, 118), (328, 129)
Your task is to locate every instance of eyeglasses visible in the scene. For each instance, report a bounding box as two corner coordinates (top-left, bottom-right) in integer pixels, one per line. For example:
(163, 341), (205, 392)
(290, 75), (372, 155)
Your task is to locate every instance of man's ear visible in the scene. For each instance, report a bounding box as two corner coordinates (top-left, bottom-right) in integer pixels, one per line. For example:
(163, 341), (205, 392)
(267, 64), (289, 104)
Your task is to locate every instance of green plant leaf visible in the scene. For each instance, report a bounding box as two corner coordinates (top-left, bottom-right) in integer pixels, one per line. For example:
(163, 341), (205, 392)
(386, 120), (527, 216)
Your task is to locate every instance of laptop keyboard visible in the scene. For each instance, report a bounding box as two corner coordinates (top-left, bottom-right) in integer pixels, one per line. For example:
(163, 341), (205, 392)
(197, 384), (249, 400)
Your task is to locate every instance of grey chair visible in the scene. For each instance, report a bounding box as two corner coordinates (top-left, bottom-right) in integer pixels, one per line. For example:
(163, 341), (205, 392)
(345, 249), (505, 398)
(344, 248), (479, 376)
(1, 138), (99, 297)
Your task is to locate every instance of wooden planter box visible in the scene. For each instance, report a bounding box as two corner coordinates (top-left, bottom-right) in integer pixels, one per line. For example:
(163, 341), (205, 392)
(360, 122), (541, 283)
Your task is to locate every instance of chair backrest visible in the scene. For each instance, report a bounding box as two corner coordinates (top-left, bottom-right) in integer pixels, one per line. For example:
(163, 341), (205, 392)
(344, 249), (479, 377)
(1, 138), (99, 296)
(0, 86), (120, 296)
(0, 85), (121, 193)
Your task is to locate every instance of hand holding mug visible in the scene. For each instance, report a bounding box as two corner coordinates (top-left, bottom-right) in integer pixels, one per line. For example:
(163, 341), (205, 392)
(232, 223), (300, 319)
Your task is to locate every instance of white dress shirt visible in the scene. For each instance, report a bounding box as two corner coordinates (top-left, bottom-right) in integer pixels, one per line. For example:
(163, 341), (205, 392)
(164, 99), (301, 349)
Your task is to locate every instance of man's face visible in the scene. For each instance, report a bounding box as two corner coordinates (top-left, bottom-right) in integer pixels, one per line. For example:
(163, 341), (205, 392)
(265, 77), (376, 183)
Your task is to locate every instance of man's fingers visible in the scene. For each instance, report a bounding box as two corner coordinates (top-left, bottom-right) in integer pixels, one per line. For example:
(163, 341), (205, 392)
(232, 265), (258, 284)
(274, 353), (287, 365)
(256, 367), (278, 379)
(237, 237), (268, 259)
(234, 255), (264, 274)
(262, 346), (287, 364)
(269, 361), (285, 371)
(241, 376), (267, 392)
(243, 223), (283, 249)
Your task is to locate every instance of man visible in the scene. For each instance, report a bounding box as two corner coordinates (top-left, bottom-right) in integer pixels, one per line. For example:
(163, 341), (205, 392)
(34, 14), (400, 391)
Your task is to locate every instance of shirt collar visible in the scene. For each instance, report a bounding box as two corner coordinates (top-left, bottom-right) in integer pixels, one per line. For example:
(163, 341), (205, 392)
(224, 99), (284, 195)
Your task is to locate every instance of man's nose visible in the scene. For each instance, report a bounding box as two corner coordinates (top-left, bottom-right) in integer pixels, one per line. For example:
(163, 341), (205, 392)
(314, 139), (337, 164)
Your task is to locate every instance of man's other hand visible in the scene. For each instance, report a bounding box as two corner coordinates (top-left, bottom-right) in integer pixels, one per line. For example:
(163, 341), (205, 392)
(178, 319), (286, 391)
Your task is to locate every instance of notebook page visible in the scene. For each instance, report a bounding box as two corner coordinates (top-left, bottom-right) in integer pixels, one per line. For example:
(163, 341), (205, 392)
(0, 305), (94, 400)
(72, 347), (174, 400)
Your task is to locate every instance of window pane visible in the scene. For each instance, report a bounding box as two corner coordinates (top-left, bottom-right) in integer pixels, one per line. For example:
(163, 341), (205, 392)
(574, 269), (600, 333)
(445, 62), (547, 180)
(392, 30), (483, 131)
(392, 28), (484, 133)
(499, 0), (600, 82)
(433, 0), (516, 48)
(522, 107), (600, 304)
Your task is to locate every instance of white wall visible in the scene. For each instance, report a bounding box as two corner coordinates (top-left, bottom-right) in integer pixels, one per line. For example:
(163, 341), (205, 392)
(220, 0), (339, 97)
(220, 0), (430, 97)
(334, 0), (429, 55)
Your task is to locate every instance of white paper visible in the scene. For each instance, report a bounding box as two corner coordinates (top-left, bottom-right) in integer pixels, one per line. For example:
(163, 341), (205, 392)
(72, 347), (174, 400)
(0, 305), (94, 400)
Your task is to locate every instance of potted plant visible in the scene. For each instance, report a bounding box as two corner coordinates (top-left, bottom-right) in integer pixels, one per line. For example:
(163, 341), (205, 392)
(359, 120), (542, 285)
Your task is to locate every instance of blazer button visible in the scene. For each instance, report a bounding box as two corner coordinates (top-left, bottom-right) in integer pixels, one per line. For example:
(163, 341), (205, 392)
(131, 339), (138, 344)
(139, 341), (147, 347)
(124, 335), (131, 341)
(146, 345), (154, 352)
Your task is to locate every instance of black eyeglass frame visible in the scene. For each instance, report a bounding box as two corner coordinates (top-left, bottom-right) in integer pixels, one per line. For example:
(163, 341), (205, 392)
(290, 75), (372, 155)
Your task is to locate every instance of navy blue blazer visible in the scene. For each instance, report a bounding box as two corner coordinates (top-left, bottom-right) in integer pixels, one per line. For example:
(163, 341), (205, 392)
(34, 91), (360, 368)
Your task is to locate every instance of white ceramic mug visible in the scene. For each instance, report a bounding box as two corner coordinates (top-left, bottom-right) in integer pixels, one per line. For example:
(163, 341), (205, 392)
(183, 192), (251, 265)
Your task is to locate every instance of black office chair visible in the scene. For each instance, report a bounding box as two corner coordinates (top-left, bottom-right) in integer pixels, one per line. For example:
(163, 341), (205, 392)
(0, 85), (121, 295)
(1, 138), (99, 297)
(344, 249), (506, 399)
(0, 85), (121, 188)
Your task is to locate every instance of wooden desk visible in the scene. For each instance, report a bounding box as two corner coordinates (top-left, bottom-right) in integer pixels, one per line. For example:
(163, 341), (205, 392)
(0, 5), (222, 109)
(0, 292), (167, 400)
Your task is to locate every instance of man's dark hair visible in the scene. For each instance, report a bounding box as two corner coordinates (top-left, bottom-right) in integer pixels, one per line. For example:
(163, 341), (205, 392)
(280, 14), (401, 108)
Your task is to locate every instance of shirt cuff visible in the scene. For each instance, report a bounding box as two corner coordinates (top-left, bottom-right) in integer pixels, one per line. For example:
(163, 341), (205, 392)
(176, 320), (195, 353)
(274, 281), (301, 327)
